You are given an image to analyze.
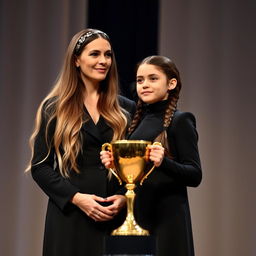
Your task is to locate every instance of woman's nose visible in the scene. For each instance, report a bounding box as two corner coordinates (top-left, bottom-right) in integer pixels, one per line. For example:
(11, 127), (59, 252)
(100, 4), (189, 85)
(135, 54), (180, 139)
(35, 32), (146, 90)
(99, 55), (107, 64)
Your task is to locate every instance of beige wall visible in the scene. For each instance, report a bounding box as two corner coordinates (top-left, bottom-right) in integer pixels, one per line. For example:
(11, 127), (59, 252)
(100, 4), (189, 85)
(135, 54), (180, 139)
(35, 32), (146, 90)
(159, 0), (256, 255)
(0, 1), (88, 255)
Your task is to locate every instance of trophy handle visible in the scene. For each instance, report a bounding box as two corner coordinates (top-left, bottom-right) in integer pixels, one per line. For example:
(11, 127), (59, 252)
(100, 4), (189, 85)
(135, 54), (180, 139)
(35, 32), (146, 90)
(101, 143), (123, 185)
(140, 142), (162, 185)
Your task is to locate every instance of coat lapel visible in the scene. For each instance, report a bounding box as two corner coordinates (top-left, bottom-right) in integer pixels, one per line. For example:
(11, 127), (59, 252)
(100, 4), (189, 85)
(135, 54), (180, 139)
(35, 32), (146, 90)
(81, 116), (112, 143)
(82, 118), (101, 143)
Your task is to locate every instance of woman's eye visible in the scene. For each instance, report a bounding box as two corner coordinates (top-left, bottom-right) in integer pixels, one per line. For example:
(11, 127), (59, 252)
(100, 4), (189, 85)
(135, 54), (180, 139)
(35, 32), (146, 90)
(90, 52), (99, 56)
(150, 76), (158, 81)
(136, 78), (143, 83)
(105, 52), (112, 58)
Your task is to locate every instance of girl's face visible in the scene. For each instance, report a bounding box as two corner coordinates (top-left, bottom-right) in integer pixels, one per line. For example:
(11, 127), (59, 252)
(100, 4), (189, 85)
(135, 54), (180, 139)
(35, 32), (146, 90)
(136, 64), (177, 104)
(75, 37), (112, 85)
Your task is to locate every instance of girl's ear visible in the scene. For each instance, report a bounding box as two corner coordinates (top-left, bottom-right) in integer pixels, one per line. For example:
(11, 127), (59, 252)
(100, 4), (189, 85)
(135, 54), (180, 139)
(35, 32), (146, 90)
(168, 78), (177, 90)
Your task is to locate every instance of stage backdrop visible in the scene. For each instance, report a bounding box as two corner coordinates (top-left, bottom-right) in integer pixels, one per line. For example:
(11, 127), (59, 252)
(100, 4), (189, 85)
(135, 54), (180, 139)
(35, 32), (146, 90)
(159, 1), (256, 255)
(0, 0), (256, 256)
(0, 0), (88, 255)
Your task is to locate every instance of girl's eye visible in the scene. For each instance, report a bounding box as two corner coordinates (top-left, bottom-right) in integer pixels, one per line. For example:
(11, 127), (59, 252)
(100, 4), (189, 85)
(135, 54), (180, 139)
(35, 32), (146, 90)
(150, 76), (158, 81)
(136, 78), (143, 83)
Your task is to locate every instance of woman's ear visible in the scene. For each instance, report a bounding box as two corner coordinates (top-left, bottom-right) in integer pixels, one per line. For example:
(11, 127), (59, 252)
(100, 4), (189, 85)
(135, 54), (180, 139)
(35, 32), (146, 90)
(75, 57), (80, 68)
(168, 78), (177, 90)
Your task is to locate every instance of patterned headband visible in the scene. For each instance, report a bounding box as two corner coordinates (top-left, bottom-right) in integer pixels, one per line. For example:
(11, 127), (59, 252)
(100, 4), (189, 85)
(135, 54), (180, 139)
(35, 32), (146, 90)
(74, 30), (109, 55)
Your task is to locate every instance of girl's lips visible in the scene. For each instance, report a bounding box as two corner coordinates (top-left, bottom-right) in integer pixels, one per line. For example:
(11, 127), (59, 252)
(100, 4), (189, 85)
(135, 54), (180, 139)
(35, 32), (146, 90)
(141, 91), (152, 95)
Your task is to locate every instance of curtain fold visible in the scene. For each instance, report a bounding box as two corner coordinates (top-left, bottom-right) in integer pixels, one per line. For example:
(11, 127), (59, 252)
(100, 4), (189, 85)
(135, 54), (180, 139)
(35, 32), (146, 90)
(0, 1), (87, 255)
(159, 1), (256, 256)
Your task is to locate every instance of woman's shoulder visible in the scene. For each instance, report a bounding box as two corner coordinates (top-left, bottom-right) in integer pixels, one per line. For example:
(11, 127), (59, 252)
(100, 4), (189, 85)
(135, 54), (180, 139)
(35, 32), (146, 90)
(40, 96), (58, 121)
(118, 94), (136, 106)
(118, 95), (136, 113)
(42, 96), (57, 111)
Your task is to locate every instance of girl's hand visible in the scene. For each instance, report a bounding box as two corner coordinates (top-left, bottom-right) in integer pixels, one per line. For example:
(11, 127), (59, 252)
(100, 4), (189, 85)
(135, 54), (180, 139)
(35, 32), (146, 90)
(71, 193), (116, 222)
(100, 150), (114, 168)
(149, 144), (165, 167)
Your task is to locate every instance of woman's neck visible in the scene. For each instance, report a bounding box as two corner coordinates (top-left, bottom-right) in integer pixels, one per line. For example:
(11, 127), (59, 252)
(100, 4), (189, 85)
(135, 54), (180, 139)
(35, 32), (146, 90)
(81, 73), (100, 94)
(83, 81), (100, 124)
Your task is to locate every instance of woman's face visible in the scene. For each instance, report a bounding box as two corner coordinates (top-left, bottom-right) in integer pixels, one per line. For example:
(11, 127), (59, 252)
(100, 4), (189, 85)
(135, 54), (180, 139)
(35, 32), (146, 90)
(136, 64), (176, 104)
(75, 37), (112, 85)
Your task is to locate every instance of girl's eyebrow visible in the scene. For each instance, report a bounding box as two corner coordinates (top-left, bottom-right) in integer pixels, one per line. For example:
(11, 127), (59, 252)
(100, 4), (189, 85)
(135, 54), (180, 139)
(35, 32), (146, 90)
(137, 73), (158, 77)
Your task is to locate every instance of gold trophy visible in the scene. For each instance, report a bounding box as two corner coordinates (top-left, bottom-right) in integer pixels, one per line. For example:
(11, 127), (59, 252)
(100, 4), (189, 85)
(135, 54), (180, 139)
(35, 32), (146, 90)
(102, 140), (161, 236)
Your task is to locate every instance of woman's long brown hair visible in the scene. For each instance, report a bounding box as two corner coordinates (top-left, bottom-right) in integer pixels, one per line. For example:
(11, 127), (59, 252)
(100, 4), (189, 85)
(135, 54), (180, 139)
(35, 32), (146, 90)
(26, 29), (128, 177)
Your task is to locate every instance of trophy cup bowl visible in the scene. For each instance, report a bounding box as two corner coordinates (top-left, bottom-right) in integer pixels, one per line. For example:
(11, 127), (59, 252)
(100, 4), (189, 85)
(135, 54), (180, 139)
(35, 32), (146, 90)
(102, 140), (160, 236)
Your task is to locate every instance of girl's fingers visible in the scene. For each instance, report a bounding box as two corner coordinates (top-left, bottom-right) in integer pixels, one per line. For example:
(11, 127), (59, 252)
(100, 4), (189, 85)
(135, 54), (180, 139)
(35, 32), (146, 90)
(149, 146), (165, 167)
(100, 151), (114, 168)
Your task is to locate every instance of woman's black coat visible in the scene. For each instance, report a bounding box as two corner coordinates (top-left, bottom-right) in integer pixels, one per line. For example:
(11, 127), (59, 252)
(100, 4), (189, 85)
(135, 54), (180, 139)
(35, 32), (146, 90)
(31, 96), (135, 256)
(128, 100), (202, 256)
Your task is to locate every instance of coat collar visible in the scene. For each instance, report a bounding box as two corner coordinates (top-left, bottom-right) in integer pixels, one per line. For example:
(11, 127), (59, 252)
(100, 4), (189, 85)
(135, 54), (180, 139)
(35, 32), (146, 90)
(81, 114), (112, 143)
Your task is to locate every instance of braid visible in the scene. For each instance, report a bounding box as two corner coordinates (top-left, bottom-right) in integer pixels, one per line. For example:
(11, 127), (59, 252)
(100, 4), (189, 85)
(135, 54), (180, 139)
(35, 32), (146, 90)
(128, 99), (144, 134)
(163, 91), (179, 128)
(154, 92), (179, 159)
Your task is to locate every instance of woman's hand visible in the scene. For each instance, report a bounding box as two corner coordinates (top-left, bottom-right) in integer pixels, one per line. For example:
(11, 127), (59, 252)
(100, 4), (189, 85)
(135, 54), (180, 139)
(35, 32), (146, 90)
(100, 150), (114, 168)
(71, 193), (117, 222)
(104, 195), (126, 216)
(149, 144), (165, 167)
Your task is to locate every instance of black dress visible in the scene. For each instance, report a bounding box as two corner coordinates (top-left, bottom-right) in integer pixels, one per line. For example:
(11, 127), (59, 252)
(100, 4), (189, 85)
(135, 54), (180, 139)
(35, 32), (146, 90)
(128, 100), (202, 256)
(31, 96), (135, 256)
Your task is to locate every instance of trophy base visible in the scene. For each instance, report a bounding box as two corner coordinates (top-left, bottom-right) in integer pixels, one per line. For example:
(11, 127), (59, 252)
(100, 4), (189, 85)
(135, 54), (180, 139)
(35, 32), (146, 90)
(104, 235), (156, 255)
(111, 217), (149, 236)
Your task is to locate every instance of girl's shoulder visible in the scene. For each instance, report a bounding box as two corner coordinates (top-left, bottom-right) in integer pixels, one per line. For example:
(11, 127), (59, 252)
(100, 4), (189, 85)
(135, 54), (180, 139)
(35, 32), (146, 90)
(173, 109), (196, 120)
(171, 110), (197, 129)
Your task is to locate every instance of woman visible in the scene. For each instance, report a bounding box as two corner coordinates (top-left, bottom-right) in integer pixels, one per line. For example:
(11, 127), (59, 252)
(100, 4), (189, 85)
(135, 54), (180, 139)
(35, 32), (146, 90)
(101, 55), (202, 256)
(26, 28), (135, 256)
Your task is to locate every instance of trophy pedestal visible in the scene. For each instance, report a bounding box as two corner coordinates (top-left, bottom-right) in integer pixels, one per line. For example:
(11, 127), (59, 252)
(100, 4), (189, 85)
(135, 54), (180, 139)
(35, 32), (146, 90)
(103, 235), (156, 256)
(111, 216), (149, 236)
(111, 187), (149, 236)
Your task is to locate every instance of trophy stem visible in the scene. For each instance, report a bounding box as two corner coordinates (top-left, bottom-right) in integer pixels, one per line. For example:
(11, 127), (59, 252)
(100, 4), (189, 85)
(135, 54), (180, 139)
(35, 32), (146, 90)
(111, 184), (149, 236)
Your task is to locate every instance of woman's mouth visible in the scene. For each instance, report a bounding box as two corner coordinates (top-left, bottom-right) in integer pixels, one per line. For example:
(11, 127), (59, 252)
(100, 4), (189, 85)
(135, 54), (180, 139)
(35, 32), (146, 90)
(95, 68), (107, 73)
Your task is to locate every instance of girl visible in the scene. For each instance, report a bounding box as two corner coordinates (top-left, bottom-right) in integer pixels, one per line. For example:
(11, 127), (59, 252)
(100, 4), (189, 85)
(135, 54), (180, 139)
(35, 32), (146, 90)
(101, 55), (202, 256)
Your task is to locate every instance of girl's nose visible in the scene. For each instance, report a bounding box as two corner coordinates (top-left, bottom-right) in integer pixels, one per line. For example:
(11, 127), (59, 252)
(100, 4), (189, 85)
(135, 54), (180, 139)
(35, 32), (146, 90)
(142, 81), (149, 88)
